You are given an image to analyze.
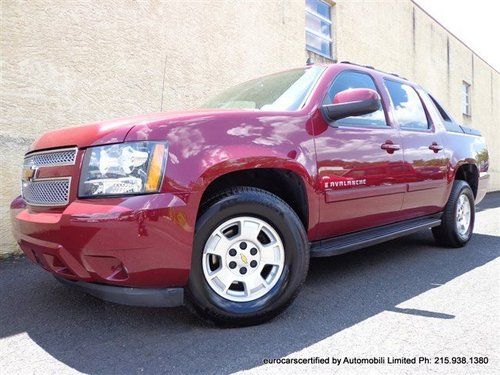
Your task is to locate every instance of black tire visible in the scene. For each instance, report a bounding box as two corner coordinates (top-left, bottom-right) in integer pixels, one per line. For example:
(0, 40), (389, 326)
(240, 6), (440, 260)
(432, 180), (475, 247)
(186, 187), (309, 327)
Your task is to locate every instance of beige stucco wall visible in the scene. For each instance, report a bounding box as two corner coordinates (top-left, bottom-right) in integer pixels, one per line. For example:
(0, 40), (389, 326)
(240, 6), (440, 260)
(0, 0), (306, 256)
(0, 0), (498, 256)
(335, 0), (500, 190)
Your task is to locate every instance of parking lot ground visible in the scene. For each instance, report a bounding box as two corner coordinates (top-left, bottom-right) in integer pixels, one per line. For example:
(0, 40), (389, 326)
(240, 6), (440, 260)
(1, 192), (499, 374)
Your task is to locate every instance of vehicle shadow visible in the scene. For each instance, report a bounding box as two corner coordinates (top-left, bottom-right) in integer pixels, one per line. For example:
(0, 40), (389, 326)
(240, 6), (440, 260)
(475, 191), (500, 213)
(1, 229), (499, 374)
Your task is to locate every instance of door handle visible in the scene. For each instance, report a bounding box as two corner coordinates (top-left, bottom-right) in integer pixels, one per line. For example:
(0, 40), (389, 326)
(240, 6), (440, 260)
(429, 142), (443, 153)
(381, 141), (401, 154)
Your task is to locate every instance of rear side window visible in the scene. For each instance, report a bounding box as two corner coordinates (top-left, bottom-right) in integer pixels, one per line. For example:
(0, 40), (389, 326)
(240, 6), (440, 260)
(324, 71), (387, 127)
(427, 93), (464, 133)
(428, 94), (452, 122)
(385, 80), (429, 131)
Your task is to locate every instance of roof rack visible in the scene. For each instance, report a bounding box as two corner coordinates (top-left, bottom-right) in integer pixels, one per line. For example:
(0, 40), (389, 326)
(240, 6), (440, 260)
(340, 61), (375, 69)
(339, 61), (408, 80)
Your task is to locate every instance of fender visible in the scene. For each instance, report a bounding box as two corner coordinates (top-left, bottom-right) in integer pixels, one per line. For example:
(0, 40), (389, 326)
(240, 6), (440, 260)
(189, 146), (320, 235)
(125, 111), (320, 234)
(444, 132), (489, 203)
(446, 135), (488, 181)
(192, 146), (315, 191)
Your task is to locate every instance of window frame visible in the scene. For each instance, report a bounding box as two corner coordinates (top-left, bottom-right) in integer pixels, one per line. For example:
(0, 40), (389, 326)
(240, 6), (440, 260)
(462, 81), (471, 116)
(383, 78), (433, 133)
(426, 92), (464, 133)
(321, 69), (390, 129)
(428, 93), (452, 122)
(305, 0), (333, 59)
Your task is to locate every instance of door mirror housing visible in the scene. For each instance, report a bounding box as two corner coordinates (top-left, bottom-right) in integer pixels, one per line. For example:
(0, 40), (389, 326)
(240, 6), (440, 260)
(322, 88), (381, 122)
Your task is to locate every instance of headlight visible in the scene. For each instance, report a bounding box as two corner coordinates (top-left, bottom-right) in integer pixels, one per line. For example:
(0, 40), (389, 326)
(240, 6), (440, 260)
(79, 141), (168, 197)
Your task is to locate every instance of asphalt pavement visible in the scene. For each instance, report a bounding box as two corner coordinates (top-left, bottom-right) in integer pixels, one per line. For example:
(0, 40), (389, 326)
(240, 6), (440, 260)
(1, 193), (499, 375)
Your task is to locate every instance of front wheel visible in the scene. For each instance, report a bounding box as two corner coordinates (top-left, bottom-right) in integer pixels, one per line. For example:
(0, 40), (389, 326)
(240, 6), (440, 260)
(186, 187), (309, 327)
(432, 180), (475, 247)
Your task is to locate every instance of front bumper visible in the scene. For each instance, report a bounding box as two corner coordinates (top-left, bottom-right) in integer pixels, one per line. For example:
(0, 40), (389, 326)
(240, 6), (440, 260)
(11, 193), (195, 289)
(55, 276), (184, 307)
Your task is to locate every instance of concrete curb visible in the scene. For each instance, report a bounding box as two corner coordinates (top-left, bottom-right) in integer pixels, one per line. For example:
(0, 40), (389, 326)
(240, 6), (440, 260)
(0, 251), (24, 261)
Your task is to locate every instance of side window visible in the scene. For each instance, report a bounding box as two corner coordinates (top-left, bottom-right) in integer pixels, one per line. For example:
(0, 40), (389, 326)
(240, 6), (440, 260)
(385, 80), (429, 131)
(323, 71), (387, 127)
(428, 94), (451, 122)
(428, 93), (464, 133)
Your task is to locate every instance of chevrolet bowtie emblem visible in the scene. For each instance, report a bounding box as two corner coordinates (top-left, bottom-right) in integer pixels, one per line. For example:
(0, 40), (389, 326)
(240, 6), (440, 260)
(22, 166), (38, 182)
(240, 254), (248, 264)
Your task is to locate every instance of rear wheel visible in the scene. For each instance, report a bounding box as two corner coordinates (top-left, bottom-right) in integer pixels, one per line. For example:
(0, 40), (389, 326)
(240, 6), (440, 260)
(186, 187), (309, 327)
(432, 180), (475, 247)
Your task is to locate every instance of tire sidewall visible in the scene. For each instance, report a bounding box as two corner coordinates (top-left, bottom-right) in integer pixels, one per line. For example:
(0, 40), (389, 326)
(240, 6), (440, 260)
(187, 190), (308, 321)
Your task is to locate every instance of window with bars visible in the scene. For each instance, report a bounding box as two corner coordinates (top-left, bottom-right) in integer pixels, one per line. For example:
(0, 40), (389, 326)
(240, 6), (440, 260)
(462, 81), (471, 116)
(306, 0), (333, 59)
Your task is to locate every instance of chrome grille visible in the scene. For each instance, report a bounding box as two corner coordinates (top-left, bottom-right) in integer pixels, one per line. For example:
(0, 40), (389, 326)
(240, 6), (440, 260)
(22, 147), (77, 206)
(23, 148), (77, 167)
(22, 178), (71, 206)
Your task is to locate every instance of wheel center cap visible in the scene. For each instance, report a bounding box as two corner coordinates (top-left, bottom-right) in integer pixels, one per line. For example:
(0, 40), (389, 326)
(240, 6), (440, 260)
(240, 253), (248, 264)
(226, 240), (261, 275)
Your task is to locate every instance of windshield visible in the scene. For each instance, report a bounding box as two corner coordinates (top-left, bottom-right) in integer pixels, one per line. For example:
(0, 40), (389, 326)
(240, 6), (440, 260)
(200, 66), (325, 111)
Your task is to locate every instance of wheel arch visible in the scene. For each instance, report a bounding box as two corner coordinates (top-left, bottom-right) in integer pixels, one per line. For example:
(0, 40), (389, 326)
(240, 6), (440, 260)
(195, 165), (313, 231)
(453, 163), (479, 198)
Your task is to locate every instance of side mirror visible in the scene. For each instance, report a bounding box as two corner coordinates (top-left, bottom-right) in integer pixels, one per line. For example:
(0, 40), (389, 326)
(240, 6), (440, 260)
(322, 88), (381, 122)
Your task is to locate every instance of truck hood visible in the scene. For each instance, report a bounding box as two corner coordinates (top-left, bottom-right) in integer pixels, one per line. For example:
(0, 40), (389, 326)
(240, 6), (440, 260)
(29, 110), (234, 151)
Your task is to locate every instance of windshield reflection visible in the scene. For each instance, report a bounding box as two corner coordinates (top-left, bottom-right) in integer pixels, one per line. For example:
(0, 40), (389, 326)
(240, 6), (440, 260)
(200, 66), (325, 111)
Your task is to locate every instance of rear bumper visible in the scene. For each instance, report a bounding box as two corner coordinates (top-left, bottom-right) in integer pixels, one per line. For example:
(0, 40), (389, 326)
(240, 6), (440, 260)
(476, 172), (489, 204)
(55, 276), (184, 307)
(10, 193), (195, 288)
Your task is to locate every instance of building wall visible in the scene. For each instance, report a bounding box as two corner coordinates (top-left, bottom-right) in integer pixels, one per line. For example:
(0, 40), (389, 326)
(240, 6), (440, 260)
(0, 0), (498, 256)
(0, 0), (306, 256)
(334, 0), (500, 190)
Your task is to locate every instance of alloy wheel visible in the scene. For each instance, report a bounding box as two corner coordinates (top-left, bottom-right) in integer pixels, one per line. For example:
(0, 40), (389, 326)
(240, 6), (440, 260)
(202, 216), (285, 302)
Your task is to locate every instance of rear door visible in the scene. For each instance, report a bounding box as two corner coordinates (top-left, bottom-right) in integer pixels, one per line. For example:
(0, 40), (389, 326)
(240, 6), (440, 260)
(315, 70), (407, 238)
(383, 79), (449, 217)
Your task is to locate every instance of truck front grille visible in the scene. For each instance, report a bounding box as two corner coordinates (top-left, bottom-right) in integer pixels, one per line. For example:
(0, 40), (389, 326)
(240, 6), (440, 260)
(23, 148), (77, 167)
(22, 147), (77, 206)
(22, 178), (71, 206)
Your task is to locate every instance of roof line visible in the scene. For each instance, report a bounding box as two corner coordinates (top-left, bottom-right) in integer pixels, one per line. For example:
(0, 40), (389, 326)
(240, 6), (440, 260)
(338, 60), (409, 80)
(411, 0), (499, 74)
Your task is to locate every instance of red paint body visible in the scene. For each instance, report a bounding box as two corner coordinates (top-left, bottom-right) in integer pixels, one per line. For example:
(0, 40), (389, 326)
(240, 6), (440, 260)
(10, 63), (489, 288)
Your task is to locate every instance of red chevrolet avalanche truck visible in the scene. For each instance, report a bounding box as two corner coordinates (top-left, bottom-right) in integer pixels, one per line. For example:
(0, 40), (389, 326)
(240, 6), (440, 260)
(11, 62), (489, 326)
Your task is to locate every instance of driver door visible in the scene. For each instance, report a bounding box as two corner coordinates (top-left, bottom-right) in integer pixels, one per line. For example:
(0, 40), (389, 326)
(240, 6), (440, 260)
(314, 70), (407, 238)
